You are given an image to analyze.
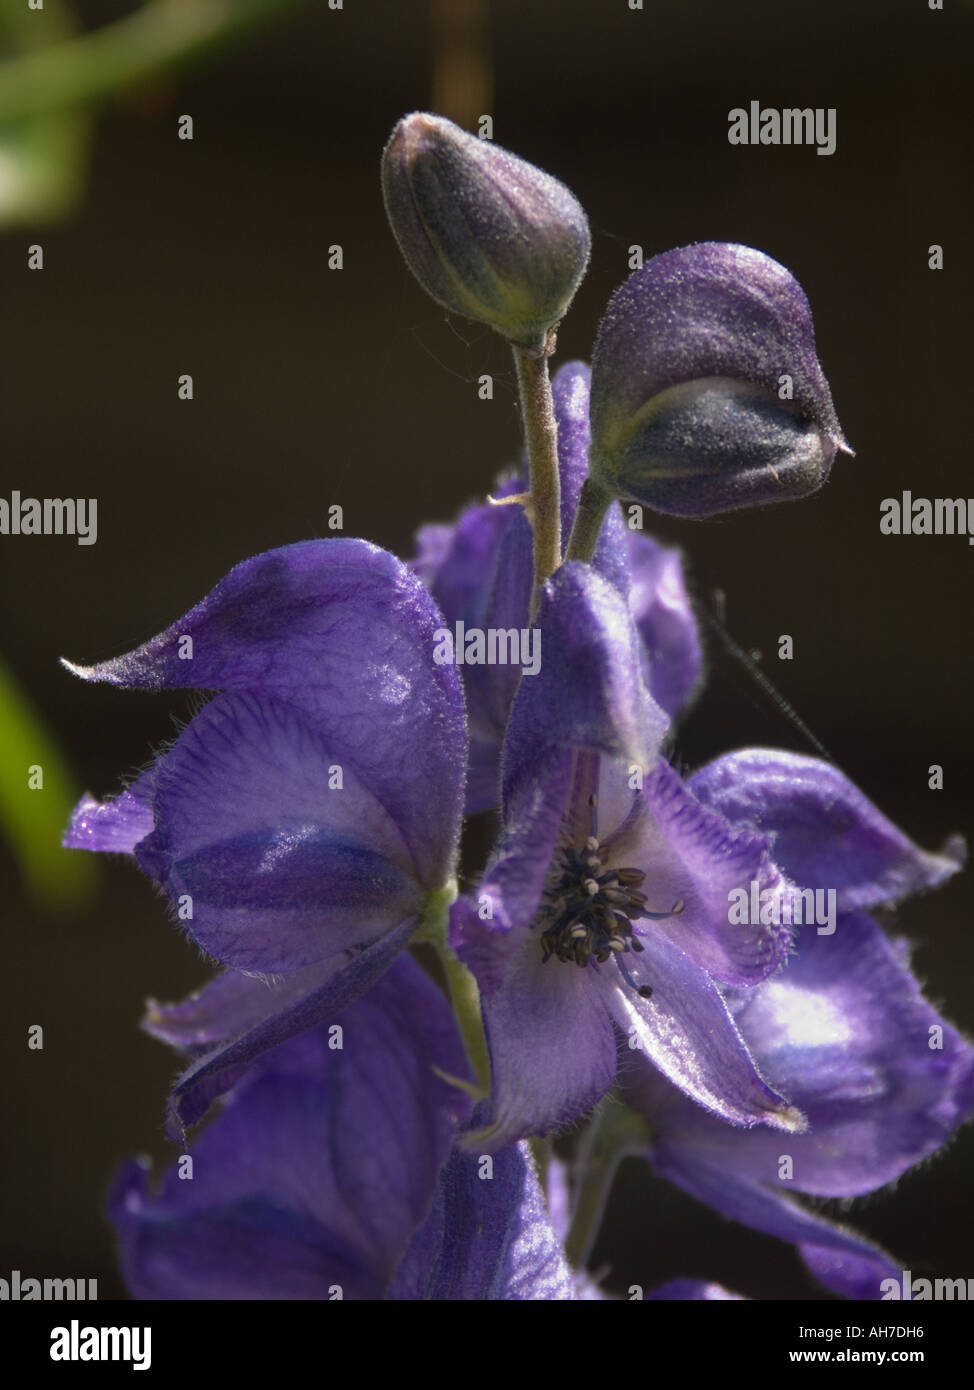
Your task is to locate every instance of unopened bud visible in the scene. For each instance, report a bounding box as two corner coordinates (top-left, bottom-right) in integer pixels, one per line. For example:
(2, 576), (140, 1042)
(589, 243), (851, 517)
(381, 112), (591, 354)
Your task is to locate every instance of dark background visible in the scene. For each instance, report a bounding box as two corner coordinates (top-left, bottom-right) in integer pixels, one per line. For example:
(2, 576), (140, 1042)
(1, 0), (971, 1300)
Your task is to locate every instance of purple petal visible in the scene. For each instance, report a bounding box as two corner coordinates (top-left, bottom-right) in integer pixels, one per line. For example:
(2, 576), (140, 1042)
(629, 914), (974, 1197)
(623, 908), (974, 1299)
(611, 759), (791, 987)
(800, 1245), (906, 1303)
(132, 691), (423, 972)
(502, 562), (667, 814)
(415, 490), (520, 632)
(111, 955), (470, 1300)
(160, 917), (419, 1141)
(725, 913), (974, 1195)
(64, 540), (466, 889)
(649, 1144), (900, 1300)
(450, 748), (573, 993)
(550, 362), (632, 599)
(648, 1280), (746, 1301)
(611, 928), (803, 1130)
(591, 242), (845, 458)
(626, 532), (703, 717)
(690, 749), (965, 911)
(472, 932), (619, 1150)
(387, 1131), (574, 1300)
(64, 773), (155, 853)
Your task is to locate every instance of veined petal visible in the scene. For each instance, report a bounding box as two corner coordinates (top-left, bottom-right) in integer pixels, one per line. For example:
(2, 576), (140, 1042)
(452, 744), (585, 998)
(63, 539), (466, 889)
(622, 910), (974, 1298)
(160, 917), (418, 1140)
(690, 749), (965, 911)
(625, 532), (703, 718)
(134, 691), (424, 972)
(64, 772), (155, 853)
(388, 1127), (574, 1300)
(650, 1145), (900, 1301)
(610, 759), (791, 987)
(626, 914), (974, 1194)
(502, 563), (667, 815)
(612, 929), (803, 1130)
(111, 956), (470, 1300)
(472, 932), (618, 1151)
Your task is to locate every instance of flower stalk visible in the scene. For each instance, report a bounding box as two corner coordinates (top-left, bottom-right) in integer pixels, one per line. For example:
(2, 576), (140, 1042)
(513, 343), (563, 618)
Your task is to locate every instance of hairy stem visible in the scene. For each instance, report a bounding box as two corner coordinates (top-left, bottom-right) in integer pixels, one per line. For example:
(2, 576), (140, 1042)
(415, 883), (490, 1095)
(564, 473), (613, 565)
(512, 344), (562, 619)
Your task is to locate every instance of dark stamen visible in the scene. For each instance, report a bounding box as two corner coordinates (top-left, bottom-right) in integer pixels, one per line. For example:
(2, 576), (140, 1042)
(615, 952), (653, 999)
(538, 797), (682, 999)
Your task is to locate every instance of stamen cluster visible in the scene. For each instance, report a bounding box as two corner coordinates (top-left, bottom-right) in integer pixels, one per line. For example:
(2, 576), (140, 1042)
(540, 837), (652, 973)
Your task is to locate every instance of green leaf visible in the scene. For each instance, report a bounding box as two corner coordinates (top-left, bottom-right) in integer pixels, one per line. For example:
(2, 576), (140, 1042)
(0, 655), (96, 911)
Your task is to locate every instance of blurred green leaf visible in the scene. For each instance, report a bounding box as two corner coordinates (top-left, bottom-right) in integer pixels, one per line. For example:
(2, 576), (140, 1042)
(0, 110), (90, 225)
(0, 655), (96, 912)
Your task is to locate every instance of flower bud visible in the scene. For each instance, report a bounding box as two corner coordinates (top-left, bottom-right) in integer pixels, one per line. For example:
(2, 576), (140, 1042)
(381, 112), (591, 355)
(589, 242), (851, 518)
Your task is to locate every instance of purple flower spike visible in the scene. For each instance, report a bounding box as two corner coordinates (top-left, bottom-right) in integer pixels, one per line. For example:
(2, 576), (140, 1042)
(110, 957), (473, 1300)
(589, 243), (851, 517)
(622, 910), (974, 1299)
(452, 564), (801, 1150)
(382, 113), (591, 354)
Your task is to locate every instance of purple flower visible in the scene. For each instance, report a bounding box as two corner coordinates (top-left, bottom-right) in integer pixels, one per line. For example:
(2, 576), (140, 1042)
(63, 540), (467, 1133)
(451, 562), (805, 1150)
(412, 360), (702, 813)
(588, 243), (852, 517)
(619, 750), (971, 1300)
(112, 957), (573, 1300)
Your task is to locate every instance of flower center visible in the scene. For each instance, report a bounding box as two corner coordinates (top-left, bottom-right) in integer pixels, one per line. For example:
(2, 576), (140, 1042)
(539, 797), (683, 999)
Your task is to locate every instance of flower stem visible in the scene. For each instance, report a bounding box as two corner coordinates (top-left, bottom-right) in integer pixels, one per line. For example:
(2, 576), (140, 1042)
(438, 937), (491, 1095)
(563, 1094), (652, 1271)
(512, 344), (562, 620)
(564, 473), (614, 565)
(415, 883), (491, 1095)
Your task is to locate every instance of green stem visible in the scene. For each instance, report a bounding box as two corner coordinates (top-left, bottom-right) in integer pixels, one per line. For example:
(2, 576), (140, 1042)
(415, 883), (490, 1094)
(0, 0), (307, 122)
(563, 1095), (652, 1271)
(512, 344), (562, 620)
(564, 473), (613, 565)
